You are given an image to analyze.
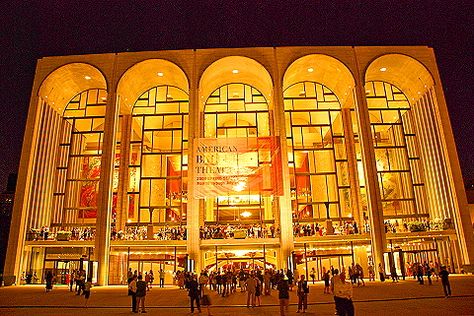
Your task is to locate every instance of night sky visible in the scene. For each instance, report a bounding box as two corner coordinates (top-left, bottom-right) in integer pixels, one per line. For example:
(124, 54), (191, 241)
(1, 0), (473, 190)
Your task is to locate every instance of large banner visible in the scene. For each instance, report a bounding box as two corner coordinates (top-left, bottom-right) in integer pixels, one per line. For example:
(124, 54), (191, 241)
(193, 136), (283, 198)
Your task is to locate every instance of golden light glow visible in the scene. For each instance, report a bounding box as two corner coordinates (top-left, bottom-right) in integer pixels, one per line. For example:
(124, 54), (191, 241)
(307, 67), (314, 73)
(157, 72), (164, 77)
(84, 75), (92, 80)
(241, 211), (252, 218)
(232, 69), (239, 74)
(379, 67), (387, 72)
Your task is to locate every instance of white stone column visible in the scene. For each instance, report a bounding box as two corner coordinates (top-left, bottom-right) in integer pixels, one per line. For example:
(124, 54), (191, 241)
(272, 49), (294, 269)
(4, 94), (43, 284)
(186, 62), (201, 273)
(351, 53), (386, 270)
(95, 90), (120, 285)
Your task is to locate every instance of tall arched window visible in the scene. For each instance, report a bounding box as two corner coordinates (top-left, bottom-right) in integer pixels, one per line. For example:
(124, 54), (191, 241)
(284, 82), (352, 221)
(52, 88), (107, 226)
(203, 83), (273, 222)
(127, 85), (189, 225)
(365, 81), (427, 218)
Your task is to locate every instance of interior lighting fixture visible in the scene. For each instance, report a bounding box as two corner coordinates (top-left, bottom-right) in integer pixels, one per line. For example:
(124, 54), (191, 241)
(307, 67), (314, 73)
(241, 211), (252, 218)
(84, 75), (92, 80)
(232, 69), (239, 74)
(127, 219), (132, 223)
(379, 67), (387, 72)
(157, 72), (164, 77)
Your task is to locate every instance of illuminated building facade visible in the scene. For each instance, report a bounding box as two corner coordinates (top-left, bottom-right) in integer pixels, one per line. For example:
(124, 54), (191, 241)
(4, 46), (474, 285)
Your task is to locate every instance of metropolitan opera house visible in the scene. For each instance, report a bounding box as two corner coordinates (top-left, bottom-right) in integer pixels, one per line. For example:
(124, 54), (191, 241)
(4, 46), (473, 285)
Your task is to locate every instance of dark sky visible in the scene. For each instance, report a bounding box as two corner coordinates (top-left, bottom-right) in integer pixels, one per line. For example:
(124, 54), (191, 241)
(1, 0), (473, 190)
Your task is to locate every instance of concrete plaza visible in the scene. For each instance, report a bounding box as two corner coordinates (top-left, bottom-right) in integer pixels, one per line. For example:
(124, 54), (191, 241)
(1, 275), (473, 315)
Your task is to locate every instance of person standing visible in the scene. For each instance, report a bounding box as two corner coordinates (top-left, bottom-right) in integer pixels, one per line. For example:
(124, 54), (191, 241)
(255, 276), (262, 307)
(246, 273), (257, 308)
(145, 272), (151, 291)
(277, 276), (290, 316)
(149, 270), (154, 289)
(135, 275), (147, 313)
(45, 270), (53, 292)
(199, 271), (209, 296)
(367, 264), (375, 281)
(264, 269), (271, 295)
(159, 269), (165, 288)
(310, 268), (316, 284)
(69, 270), (75, 292)
(439, 266), (451, 298)
(128, 275), (138, 313)
(323, 270), (331, 294)
(83, 278), (92, 307)
(378, 263), (385, 282)
(188, 274), (201, 314)
(333, 271), (354, 316)
(296, 275), (309, 313)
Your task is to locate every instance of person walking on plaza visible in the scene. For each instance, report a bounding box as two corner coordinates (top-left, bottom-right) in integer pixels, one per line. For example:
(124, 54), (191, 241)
(83, 278), (92, 307)
(135, 274), (147, 313)
(355, 263), (365, 286)
(332, 271), (354, 316)
(439, 265), (451, 298)
(296, 275), (309, 313)
(128, 275), (138, 313)
(323, 270), (331, 294)
(417, 263), (424, 285)
(188, 274), (201, 314)
(277, 276), (290, 316)
(246, 272), (257, 307)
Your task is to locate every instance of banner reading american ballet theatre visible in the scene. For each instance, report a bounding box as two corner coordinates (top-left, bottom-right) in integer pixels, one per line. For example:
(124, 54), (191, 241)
(193, 137), (283, 198)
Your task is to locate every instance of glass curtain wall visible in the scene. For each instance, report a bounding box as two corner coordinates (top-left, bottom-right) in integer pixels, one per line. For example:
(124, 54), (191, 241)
(52, 89), (107, 228)
(365, 81), (427, 220)
(203, 83), (273, 223)
(284, 82), (352, 222)
(127, 85), (189, 226)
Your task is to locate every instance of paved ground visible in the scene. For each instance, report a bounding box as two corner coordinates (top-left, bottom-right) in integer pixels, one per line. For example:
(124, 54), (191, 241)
(0, 275), (473, 315)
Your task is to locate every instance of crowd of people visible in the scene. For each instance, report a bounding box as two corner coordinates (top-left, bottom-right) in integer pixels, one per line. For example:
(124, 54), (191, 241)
(32, 260), (453, 316)
(199, 224), (279, 239)
(292, 221), (360, 237)
(383, 218), (451, 233)
(26, 226), (96, 241)
(111, 225), (187, 240)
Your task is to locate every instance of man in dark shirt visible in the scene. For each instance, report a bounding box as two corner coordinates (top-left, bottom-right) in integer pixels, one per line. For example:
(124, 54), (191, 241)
(135, 275), (147, 313)
(188, 274), (201, 313)
(278, 277), (290, 315)
(439, 266), (451, 297)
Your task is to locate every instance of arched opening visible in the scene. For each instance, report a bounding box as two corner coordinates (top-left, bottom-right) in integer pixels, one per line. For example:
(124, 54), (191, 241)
(198, 57), (278, 246)
(283, 55), (362, 232)
(115, 59), (190, 228)
(27, 64), (107, 285)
